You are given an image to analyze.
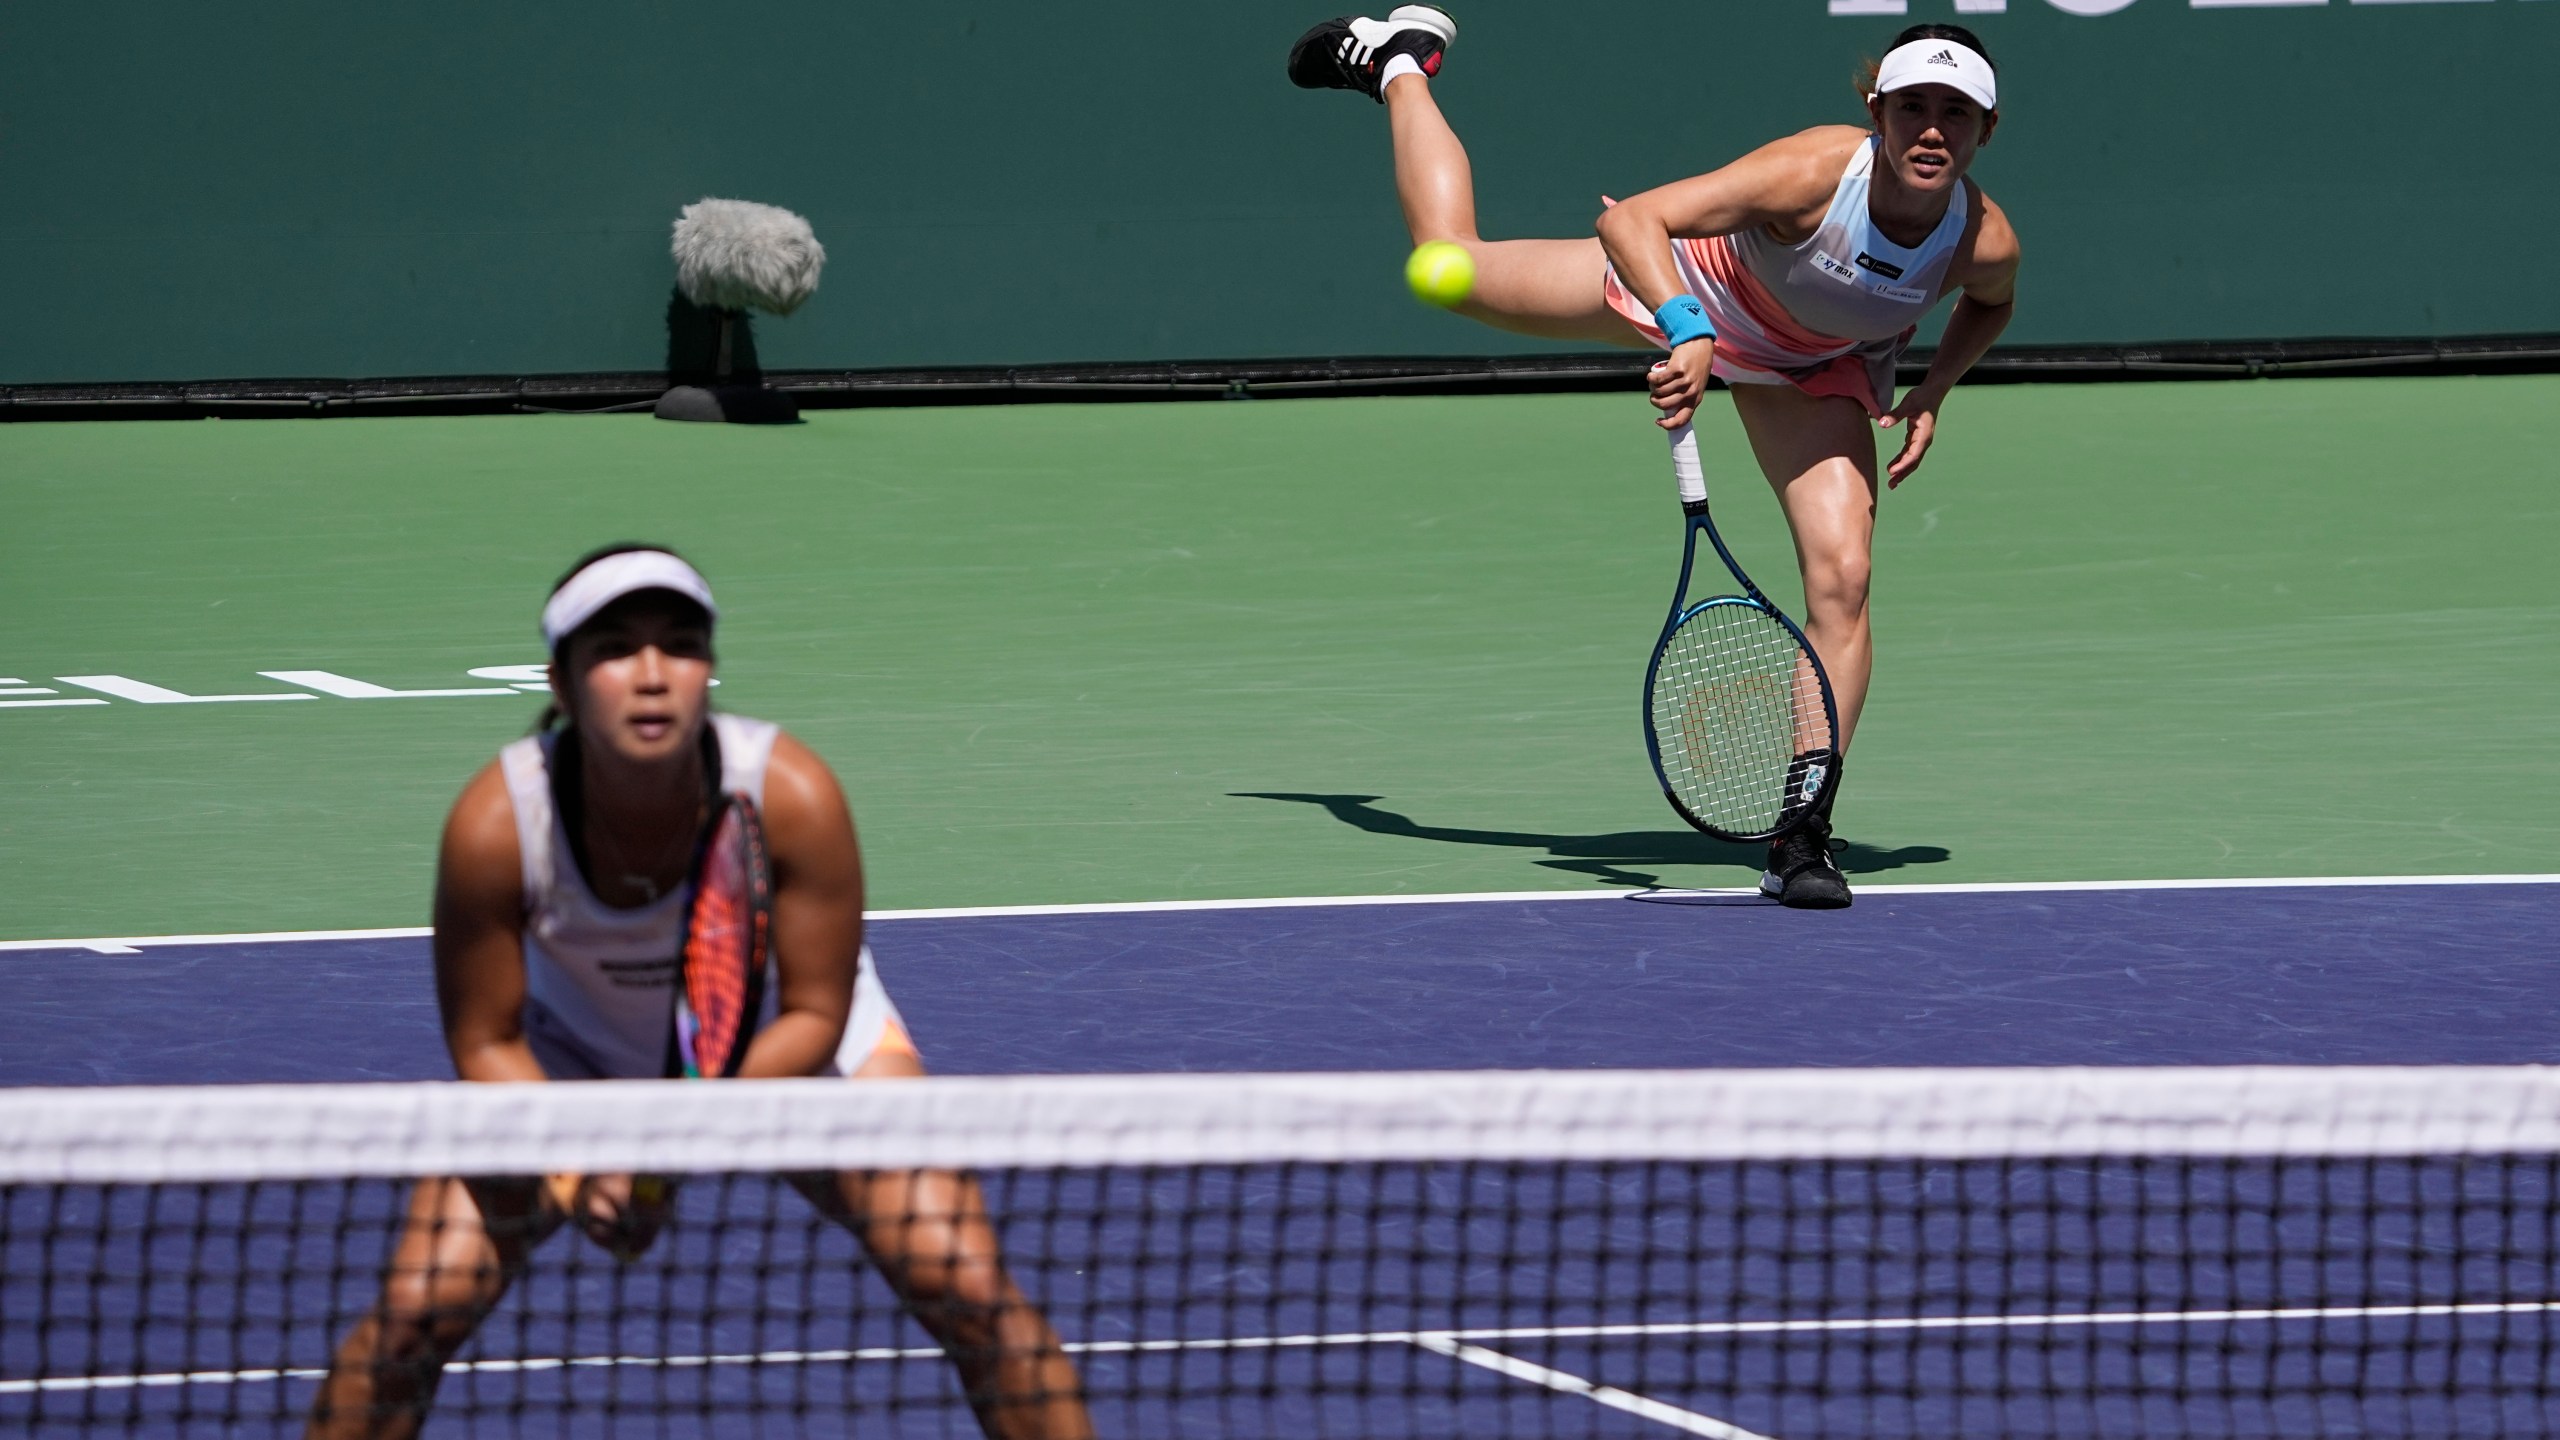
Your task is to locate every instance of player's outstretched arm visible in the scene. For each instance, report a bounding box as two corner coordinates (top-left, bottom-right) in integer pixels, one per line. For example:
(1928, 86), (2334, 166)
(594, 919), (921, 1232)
(1879, 194), (2020, 487)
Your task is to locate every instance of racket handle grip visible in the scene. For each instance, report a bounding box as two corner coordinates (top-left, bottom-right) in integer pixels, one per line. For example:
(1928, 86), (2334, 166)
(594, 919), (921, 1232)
(1668, 423), (1707, 507)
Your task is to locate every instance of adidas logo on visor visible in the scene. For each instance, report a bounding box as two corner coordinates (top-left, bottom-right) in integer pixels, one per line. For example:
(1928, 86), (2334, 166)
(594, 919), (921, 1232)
(1927, 48), (1957, 66)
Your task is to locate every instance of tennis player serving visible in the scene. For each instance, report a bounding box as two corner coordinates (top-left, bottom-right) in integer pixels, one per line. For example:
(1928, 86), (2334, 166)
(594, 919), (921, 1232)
(308, 545), (1092, 1439)
(1291, 14), (2020, 907)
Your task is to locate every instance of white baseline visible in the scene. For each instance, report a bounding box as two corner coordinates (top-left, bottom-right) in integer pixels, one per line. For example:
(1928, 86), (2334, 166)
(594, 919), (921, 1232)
(0, 872), (2551, 954)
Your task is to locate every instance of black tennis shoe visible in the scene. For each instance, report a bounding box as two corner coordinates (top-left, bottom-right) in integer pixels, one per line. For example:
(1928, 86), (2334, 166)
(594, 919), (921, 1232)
(1762, 816), (1853, 910)
(1288, 6), (1457, 102)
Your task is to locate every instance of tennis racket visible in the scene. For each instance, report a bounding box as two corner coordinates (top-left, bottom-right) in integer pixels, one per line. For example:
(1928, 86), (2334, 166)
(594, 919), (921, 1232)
(670, 793), (773, 1079)
(1642, 415), (1841, 843)
(543, 796), (769, 1247)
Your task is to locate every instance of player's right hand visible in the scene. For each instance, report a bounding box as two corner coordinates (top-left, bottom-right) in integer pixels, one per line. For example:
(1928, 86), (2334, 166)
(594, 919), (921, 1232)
(1649, 342), (1711, 430)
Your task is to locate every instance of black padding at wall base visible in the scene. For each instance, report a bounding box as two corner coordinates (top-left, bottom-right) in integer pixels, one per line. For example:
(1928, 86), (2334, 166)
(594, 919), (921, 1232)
(6, 334), (2557, 421)
(1962, 333), (2560, 381)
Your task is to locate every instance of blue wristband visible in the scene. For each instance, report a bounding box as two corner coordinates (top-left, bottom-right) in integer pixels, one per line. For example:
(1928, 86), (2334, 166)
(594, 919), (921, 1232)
(1654, 294), (1715, 348)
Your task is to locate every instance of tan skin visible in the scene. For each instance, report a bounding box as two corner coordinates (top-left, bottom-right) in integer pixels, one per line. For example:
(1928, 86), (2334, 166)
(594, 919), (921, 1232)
(1382, 72), (2021, 749)
(307, 593), (1092, 1440)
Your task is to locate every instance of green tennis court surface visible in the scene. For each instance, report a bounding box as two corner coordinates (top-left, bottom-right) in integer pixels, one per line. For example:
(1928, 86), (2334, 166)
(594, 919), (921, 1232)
(3, 376), (2554, 941)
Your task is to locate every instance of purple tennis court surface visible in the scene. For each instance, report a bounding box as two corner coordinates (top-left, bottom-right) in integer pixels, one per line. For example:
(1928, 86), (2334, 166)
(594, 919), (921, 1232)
(3, 881), (2552, 1086)
(6, 880), (2558, 1438)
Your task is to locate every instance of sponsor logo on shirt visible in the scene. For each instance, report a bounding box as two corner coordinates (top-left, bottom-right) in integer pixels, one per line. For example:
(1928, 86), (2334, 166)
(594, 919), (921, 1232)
(1813, 251), (1861, 285)
(1854, 251), (1906, 280)
(1875, 283), (1928, 304)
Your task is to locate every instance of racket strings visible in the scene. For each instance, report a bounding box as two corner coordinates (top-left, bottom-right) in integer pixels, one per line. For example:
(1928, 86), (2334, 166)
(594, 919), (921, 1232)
(1651, 602), (1835, 837)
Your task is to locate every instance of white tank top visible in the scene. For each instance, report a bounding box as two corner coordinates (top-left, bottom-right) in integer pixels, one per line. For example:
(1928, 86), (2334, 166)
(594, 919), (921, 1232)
(1723, 134), (1970, 345)
(498, 713), (783, 1079)
(1599, 135), (1972, 414)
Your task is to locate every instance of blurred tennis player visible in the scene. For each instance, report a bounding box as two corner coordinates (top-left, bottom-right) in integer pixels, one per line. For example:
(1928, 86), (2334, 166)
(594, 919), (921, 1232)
(309, 545), (1092, 1439)
(1290, 14), (2020, 907)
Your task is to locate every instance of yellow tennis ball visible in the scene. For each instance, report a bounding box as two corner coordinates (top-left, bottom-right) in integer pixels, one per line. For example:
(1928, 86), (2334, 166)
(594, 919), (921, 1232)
(1405, 241), (1476, 309)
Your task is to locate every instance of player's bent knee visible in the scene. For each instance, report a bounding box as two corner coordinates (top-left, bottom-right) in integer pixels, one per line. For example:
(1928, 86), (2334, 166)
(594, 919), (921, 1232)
(911, 1273), (1019, 1333)
(888, 1228), (1007, 1301)
(379, 1255), (506, 1341)
(873, 1225), (1020, 1331)
(1803, 552), (1872, 621)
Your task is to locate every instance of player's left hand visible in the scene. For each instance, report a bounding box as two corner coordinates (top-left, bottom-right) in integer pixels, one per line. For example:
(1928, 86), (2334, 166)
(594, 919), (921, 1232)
(553, 1172), (676, 1260)
(1876, 387), (1944, 489)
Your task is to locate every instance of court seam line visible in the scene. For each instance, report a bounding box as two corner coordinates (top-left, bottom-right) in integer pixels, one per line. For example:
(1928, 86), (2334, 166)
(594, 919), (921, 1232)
(1, 871), (2552, 954)
(1413, 1334), (1769, 1439)
(16, 1299), (2553, 1396)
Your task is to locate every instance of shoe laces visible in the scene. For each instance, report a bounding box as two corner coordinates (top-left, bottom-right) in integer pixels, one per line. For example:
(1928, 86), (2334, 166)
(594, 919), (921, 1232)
(1771, 819), (1843, 875)
(1770, 826), (1820, 870)
(1341, 15), (1431, 71)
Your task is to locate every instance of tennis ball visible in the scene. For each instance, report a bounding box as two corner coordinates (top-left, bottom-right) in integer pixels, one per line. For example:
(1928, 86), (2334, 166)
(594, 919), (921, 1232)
(1405, 241), (1476, 309)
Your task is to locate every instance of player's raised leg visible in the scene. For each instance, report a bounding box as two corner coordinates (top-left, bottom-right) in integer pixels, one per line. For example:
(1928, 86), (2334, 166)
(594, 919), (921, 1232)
(1289, 8), (1642, 347)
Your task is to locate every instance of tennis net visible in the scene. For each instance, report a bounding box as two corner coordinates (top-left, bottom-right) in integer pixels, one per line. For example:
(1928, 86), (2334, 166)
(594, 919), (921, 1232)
(4, 1066), (2558, 1437)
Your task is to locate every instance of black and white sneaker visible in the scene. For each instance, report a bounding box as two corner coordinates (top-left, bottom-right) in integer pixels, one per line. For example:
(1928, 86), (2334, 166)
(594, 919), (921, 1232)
(1288, 5), (1457, 102)
(1761, 816), (1853, 910)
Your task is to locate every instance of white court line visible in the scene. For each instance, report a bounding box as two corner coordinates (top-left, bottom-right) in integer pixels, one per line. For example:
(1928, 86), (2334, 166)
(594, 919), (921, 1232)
(1393, 1298), (2560, 1345)
(16, 1298), (2550, 1398)
(1415, 1334), (1771, 1438)
(2, 873), (2554, 954)
(863, 870), (2560, 920)
(0, 926), (434, 955)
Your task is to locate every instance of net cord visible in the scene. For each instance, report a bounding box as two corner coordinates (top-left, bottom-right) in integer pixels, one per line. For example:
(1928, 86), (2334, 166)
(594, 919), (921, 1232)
(5, 1066), (2559, 1185)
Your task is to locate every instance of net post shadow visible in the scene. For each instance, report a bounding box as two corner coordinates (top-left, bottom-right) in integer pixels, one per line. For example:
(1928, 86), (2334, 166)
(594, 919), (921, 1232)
(1229, 792), (1950, 890)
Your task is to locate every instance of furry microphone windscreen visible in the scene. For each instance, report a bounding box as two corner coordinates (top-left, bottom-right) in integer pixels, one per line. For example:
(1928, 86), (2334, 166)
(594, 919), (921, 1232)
(670, 199), (826, 316)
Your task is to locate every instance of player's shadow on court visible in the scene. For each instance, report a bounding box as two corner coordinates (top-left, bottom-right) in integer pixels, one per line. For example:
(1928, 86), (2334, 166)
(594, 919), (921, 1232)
(1231, 793), (1950, 891)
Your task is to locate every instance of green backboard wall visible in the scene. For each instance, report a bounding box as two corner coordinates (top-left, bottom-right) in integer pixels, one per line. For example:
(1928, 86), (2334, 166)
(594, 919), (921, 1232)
(1, 1), (2548, 383)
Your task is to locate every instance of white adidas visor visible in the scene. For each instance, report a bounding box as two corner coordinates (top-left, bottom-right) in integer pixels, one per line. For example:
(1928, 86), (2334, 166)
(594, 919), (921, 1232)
(1870, 39), (1997, 113)
(541, 550), (719, 650)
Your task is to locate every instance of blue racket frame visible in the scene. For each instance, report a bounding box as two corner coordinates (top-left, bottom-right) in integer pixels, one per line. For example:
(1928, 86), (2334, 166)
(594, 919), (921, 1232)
(1642, 496), (1843, 844)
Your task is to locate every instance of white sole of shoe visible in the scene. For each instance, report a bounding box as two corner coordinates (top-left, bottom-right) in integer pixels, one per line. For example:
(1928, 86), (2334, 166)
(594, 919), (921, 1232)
(1385, 5), (1457, 44)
